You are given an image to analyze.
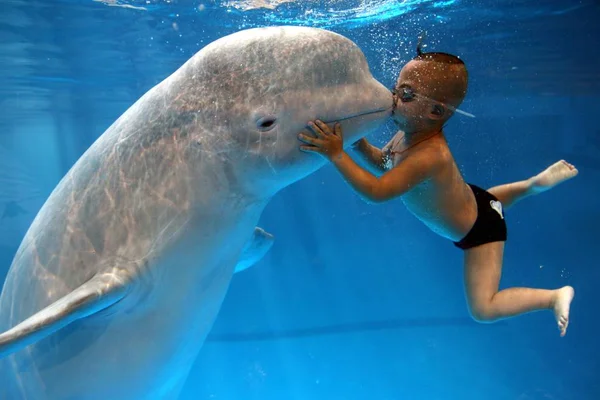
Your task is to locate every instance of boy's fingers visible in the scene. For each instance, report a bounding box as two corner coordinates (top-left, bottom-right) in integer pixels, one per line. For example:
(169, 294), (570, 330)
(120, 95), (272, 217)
(314, 120), (332, 134)
(300, 145), (322, 154)
(308, 122), (327, 138)
(298, 133), (322, 146)
(334, 123), (342, 137)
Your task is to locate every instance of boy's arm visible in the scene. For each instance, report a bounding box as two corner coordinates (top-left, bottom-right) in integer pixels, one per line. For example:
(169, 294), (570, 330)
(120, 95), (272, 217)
(331, 149), (439, 203)
(298, 120), (439, 203)
(351, 138), (389, 173)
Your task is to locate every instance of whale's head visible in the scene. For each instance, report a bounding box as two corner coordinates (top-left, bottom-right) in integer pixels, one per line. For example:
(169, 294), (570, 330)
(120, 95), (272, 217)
(171, 26), (393, 199)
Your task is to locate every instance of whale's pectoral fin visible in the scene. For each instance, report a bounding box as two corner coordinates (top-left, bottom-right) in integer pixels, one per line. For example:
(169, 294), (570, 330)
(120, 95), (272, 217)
(234, 226), (275, 274)
(0, 272), (131, 359)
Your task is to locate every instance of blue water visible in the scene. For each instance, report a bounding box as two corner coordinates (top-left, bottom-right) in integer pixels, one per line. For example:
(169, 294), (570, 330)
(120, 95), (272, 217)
(1, 0), (599, 398)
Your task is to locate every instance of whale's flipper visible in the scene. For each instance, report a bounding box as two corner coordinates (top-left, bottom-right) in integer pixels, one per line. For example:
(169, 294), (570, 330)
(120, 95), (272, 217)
(0, 272), (131, 359)
(234, 227), (274, 273)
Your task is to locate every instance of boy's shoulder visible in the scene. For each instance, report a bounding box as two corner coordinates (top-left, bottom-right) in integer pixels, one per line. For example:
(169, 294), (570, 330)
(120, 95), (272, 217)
(422, 134), (455, 173)
(405, 133), (454, 173)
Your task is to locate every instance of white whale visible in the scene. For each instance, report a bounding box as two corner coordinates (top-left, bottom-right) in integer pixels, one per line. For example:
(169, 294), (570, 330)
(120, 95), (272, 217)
(0, 26), (392, 399)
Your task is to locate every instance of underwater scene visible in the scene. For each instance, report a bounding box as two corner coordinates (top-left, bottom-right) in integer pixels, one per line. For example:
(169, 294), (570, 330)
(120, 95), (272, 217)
(0, 0), (599, 399)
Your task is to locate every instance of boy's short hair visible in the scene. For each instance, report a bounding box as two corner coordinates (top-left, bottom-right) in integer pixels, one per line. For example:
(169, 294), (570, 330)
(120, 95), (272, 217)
(411, 51), (469, 110)
(412, 51), (466, 67)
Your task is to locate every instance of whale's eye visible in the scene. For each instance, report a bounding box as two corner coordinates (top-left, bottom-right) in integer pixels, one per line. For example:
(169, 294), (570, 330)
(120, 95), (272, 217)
(256, 116), (277, 131)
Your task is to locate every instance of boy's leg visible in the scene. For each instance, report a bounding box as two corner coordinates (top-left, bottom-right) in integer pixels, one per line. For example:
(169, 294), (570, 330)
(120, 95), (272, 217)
(463, 241), (574, 336)
(486, 180), (531, 209)
(487, 160), (578, 209)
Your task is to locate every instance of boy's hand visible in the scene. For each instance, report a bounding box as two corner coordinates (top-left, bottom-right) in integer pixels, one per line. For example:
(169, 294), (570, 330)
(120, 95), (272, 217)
(298, 120), (344, 161)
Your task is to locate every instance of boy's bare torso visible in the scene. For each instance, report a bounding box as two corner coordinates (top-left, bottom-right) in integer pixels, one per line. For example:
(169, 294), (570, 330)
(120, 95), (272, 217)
(383, 130), (478, 242)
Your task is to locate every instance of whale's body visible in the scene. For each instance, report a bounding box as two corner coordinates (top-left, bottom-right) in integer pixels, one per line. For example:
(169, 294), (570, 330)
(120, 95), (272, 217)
(0, 26), (392, 399)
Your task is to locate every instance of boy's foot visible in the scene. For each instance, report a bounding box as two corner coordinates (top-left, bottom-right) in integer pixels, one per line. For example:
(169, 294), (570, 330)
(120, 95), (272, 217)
(530, 160), (578, 194)
(553, 286), (574, 337)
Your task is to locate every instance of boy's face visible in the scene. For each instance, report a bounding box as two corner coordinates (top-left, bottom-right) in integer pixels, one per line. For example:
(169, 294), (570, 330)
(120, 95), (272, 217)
(392, 60), (447, 132)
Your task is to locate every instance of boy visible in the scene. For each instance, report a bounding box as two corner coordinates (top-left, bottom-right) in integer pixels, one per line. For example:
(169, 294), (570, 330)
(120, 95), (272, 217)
(298, 50), (577, 337)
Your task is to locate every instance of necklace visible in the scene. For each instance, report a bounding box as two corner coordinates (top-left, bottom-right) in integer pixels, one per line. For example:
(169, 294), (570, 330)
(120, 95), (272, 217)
(390, 129), (442, 157)
(382, 129), (442, 170)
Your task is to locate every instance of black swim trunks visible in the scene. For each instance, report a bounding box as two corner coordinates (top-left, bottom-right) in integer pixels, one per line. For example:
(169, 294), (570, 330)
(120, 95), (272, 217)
(453, 184), (507, 250)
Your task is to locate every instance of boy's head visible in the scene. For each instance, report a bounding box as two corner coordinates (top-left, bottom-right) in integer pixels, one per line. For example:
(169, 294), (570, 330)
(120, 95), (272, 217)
(392, 51), (468, 133)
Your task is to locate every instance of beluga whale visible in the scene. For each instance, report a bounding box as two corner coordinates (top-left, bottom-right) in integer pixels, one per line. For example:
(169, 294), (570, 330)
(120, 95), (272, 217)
(0, 26), (392, 399)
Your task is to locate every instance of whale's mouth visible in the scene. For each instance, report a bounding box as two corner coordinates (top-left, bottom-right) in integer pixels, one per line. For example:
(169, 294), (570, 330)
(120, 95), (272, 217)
(321, 106), (393, 124)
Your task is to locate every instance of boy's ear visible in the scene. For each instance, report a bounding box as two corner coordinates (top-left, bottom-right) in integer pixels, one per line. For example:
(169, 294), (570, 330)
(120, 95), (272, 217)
(429, 104), (445, 120)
